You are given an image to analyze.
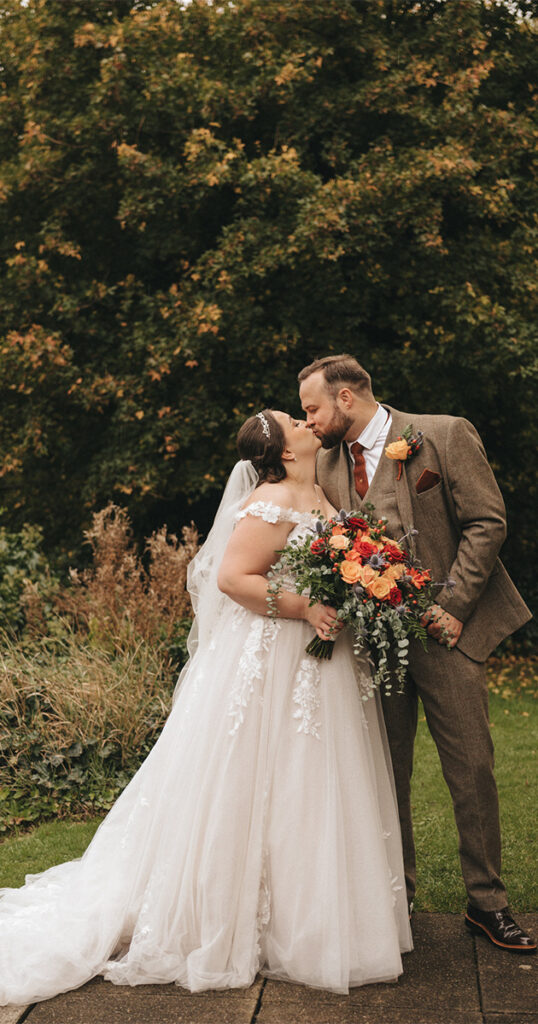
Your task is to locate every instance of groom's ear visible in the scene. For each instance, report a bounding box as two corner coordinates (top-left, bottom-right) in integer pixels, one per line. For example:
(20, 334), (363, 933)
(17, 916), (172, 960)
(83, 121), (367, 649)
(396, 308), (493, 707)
(337, 387), (354, 409)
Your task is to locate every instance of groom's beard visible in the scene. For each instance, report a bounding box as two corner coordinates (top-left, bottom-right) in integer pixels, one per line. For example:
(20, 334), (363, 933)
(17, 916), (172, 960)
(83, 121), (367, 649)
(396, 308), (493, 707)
(318, 409), (355, 449)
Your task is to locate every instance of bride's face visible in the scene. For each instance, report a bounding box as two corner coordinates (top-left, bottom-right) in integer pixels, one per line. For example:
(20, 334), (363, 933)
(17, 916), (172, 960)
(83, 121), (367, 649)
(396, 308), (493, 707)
(272, 411), (321, 461)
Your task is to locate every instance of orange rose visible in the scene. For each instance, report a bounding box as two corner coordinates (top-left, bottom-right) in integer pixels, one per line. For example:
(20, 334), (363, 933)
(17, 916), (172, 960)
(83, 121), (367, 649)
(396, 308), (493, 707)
(383, 563), (406, 582)
(356, 565), (379, 587)
(385, 439), (410, 461)
(344, 549), (362, 563)
(331, 524), (348, 536)
(340, 560), (362, 584)
(367, 576), (393, 600)
(329, 534), (350, 551)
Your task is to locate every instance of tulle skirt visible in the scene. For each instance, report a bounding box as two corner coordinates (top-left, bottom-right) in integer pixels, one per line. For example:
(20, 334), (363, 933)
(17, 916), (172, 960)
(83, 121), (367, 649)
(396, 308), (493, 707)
(0, 605), (412, 1004)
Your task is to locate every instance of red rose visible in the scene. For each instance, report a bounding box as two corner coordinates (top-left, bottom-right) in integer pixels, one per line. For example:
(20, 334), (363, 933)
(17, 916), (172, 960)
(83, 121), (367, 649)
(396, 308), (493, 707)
(347, 516), (368, 530)
(355, 540), (377, 558)
(383, 544), (406, 563)
(389, 587), (403, 606)
(310, 539), (325, 554)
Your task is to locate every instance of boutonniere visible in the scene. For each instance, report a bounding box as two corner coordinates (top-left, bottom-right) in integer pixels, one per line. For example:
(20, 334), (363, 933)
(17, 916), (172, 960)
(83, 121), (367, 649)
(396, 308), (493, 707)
(385, 425), (424, 480)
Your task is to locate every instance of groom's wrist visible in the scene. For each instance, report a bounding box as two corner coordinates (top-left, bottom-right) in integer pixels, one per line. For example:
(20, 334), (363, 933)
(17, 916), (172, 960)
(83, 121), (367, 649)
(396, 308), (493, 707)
(437, 590), (470, 623)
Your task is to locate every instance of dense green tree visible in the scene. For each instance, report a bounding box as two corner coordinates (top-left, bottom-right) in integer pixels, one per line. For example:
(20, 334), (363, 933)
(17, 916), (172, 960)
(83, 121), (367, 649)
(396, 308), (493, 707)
(0, 0), (536, 634)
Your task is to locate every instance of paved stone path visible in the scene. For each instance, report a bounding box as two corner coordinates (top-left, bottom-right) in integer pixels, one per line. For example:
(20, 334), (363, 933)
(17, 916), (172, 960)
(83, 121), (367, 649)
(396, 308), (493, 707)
(1, 914), (536, 1024)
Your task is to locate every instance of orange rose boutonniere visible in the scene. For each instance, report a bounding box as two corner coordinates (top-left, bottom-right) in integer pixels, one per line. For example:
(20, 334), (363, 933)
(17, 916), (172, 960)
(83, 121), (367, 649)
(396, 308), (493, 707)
(385, 425), (424, 480)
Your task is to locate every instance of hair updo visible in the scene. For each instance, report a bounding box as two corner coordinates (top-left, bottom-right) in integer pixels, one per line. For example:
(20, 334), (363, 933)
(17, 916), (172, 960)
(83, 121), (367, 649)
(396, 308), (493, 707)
(236, 410), (286, 484)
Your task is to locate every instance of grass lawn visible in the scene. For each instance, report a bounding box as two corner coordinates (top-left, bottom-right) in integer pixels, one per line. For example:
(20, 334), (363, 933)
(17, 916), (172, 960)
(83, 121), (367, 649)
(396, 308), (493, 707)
(0, 662), (536, 912)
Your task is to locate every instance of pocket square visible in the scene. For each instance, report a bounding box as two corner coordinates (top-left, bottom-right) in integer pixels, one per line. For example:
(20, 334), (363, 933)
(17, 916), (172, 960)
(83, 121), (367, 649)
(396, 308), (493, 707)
(416, 468), (441, 494)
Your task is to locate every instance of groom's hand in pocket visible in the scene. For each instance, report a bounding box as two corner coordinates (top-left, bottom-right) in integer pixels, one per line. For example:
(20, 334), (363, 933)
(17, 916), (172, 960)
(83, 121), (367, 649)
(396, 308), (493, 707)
(421, 604), (463, 648)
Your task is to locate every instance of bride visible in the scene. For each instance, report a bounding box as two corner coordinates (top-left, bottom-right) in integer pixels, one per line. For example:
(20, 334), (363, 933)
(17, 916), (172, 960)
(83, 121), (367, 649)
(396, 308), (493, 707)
(0, 409), (412, 1005)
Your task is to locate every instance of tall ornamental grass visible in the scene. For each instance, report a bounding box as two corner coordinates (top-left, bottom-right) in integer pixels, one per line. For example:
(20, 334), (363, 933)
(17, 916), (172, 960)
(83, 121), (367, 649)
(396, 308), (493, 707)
(0, 505), (199, 833)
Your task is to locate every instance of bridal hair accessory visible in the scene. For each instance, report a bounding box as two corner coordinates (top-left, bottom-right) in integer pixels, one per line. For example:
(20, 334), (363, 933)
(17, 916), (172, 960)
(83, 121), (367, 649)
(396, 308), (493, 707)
(256, 412), (271, 439)
(385, 425), (424, 480)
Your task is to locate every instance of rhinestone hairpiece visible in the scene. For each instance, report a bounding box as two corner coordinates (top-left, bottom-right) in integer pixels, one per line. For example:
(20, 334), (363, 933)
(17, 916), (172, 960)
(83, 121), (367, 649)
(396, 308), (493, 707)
(256, 412), (271, 439)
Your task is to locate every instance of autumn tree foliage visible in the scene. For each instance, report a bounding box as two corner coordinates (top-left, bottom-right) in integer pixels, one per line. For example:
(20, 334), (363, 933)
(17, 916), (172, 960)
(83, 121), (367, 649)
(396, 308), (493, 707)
(0, 0), (536, 625)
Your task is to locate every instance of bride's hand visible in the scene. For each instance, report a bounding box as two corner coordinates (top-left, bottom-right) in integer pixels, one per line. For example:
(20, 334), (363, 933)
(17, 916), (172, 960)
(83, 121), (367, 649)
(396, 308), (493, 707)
(305, 603), (343, 641)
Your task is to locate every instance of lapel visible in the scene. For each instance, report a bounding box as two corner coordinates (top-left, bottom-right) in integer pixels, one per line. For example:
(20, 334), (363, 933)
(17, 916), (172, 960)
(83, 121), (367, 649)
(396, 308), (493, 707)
(382, 405), (416, 553)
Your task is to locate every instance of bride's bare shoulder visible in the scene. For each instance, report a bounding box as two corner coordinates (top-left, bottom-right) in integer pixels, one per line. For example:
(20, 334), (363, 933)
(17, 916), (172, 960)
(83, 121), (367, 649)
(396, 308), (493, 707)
(241, 481), (294, 510)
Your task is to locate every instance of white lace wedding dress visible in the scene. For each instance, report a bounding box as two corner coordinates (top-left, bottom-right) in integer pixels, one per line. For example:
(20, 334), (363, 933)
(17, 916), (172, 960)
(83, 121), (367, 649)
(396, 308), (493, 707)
(0, 501), (412, 1004)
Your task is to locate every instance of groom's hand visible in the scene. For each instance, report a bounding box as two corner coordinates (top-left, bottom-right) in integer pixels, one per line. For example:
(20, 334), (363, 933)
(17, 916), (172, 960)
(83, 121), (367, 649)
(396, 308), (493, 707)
(421, 604), (463, 648)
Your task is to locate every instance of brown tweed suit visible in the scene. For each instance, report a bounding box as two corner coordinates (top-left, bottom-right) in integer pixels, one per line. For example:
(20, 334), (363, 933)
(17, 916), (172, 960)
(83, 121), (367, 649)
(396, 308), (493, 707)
(316, 405), (531, 911)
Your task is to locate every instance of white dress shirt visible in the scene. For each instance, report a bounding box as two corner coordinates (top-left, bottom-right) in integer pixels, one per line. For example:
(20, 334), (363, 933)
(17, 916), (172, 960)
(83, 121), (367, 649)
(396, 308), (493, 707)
(346, 404), (392, 487)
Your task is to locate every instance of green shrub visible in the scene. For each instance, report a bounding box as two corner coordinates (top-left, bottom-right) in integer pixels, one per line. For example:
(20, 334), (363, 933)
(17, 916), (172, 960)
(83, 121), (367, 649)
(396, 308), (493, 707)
(0, 520), (59, 633)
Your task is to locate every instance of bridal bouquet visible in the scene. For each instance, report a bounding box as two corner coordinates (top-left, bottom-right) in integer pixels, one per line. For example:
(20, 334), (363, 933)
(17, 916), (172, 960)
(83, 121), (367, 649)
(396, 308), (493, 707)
(268, 505), (446, 695)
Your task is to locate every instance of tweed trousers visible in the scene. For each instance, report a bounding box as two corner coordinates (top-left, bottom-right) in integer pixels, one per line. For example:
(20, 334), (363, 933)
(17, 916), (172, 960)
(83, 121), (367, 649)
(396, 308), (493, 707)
(380, 640), (507, 911)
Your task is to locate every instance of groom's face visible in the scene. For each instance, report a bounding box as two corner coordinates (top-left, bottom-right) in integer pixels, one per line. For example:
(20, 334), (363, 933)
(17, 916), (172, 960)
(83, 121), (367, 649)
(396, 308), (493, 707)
(299, 372), (354, 449)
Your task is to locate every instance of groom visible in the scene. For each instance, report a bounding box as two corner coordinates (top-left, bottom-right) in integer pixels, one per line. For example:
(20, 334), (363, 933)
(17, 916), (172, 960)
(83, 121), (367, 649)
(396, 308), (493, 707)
(298, 353), (535, 954)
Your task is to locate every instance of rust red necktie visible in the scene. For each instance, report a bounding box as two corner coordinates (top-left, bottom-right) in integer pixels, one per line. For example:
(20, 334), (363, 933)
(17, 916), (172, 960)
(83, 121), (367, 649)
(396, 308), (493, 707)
(350, 441), (368, 498)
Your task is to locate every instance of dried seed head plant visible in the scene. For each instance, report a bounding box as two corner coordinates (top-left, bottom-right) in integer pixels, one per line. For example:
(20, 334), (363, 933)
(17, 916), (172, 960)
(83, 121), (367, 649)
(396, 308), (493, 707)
(59, 504), (199, 646)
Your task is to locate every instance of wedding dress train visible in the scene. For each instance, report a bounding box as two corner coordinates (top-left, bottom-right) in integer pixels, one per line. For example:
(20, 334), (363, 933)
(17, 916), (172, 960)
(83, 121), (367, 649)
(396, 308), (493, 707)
(0, 501), (412, 1004)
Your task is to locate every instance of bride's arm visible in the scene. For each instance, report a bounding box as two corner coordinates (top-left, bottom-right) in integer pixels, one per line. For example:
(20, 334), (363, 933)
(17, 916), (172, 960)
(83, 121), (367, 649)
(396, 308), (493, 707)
(217, 517), (339, 637)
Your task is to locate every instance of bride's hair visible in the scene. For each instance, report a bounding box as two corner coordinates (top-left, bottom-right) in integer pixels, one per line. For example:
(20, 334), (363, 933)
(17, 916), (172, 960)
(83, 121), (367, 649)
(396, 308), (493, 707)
(237, 410), (286, 484)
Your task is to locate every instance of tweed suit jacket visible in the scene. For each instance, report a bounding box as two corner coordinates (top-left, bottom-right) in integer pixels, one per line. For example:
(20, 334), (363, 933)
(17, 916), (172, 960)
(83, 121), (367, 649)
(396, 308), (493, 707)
(316, 405), (531, 662)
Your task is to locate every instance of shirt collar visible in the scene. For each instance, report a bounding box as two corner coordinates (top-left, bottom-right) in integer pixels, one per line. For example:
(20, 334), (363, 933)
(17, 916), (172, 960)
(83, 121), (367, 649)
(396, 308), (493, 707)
(347, 403), (390, 451)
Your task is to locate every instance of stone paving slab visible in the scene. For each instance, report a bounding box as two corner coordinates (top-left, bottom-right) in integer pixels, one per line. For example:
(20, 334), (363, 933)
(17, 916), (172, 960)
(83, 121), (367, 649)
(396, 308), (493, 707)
(476, 912), (538, 1018)
(483, 1017), (538, 1024)
(0, 1008), (29, 1024)
(259, 1011), (482, 1024)
(25, 977), (263, 1024)
(259, 914), (482, 1023)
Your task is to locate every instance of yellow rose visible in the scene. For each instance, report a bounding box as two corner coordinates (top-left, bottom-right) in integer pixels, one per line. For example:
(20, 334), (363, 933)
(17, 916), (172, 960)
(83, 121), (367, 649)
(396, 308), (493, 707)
(329, 534), (350, 550)
(385, 439), (411, 461)
(356, 565), (378, 587)
(383, 563), (406, 582)
(367, 576), (393, 600)
(340, 560), (362, 584)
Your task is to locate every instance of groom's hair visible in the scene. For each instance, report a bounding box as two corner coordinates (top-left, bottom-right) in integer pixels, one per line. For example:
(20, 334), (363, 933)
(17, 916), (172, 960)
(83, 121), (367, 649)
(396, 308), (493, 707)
(298, 354), (373, 397)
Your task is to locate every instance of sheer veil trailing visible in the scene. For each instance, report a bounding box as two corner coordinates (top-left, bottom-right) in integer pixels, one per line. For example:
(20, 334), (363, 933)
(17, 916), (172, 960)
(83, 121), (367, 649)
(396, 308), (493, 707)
(173, 459), (258, 702)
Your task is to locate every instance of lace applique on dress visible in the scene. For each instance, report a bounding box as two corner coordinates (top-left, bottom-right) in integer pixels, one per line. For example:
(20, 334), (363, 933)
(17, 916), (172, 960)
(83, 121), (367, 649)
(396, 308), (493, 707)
(292, 658), (322, 740)
(228, 618), (281, 736)
(230, 606), (247, 632)
(388, 868), (404, 907)
(235, 501), (316, 528)
(255, 854), (271, 964)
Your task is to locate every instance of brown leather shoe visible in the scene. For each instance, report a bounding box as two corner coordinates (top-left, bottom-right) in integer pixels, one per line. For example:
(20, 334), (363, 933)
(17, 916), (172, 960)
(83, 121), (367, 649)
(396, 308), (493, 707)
(465, 904), (537, 954)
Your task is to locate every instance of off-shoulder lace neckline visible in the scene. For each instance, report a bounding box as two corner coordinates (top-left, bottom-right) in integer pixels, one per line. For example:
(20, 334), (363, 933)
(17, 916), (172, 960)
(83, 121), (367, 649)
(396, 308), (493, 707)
(235, 500), (320, 526)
